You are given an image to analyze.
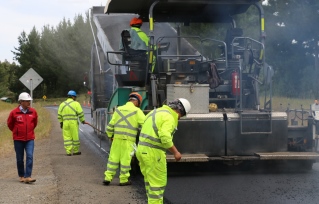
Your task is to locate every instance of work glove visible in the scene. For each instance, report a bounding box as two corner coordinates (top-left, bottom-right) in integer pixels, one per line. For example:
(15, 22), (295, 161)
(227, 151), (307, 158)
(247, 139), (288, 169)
(130, 143), (137, 157)
(60, 122), (63, 129)
(82, 121), (86, 124)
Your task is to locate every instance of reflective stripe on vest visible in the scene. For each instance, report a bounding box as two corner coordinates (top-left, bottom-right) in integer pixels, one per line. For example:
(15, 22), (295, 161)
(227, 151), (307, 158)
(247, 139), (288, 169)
(113, 108), (138, 139)
(138, 109), (171, 152)
(60, 101), (79, 121)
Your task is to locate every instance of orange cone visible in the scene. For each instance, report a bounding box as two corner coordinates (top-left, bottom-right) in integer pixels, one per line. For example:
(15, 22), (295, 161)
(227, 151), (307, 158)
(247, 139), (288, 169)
(88, 101), (91, 107)
(83, 101), (86, 106)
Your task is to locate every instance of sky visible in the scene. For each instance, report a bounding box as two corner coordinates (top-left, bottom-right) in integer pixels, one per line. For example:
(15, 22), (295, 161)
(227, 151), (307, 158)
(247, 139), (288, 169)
(0, 0), (105, 63)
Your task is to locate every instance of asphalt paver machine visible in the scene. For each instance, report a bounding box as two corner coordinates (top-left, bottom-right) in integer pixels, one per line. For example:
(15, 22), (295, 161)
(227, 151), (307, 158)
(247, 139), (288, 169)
(88, 0), (319, 169)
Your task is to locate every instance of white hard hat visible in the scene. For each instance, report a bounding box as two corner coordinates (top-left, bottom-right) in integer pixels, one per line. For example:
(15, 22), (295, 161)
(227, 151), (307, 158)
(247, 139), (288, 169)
(18, 92), (32, 101)
(178, 98), (191, 115)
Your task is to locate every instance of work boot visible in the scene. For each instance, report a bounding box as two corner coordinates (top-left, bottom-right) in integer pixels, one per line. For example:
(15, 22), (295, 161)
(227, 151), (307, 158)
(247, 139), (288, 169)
(73, 152), (81, 155)
(24, 177), (36, 183)
(119, 180), (132, 186)
(66, 153), (72, 156)
(19, 177), (24, 182)
(103, 180), (110, 185)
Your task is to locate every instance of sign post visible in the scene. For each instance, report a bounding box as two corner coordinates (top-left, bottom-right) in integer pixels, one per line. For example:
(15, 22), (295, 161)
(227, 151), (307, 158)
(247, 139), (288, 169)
(19, 68), (43, 107)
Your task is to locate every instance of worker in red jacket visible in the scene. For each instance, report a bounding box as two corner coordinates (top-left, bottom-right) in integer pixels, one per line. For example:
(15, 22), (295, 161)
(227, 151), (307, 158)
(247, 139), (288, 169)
(7, 92), (38, 183)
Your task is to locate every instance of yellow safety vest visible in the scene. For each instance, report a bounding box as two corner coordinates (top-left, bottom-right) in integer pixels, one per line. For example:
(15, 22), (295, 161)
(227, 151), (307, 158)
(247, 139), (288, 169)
(106, 102), (145, 142)
(138, 105), (178, 152)
(58, 98), (85, 123)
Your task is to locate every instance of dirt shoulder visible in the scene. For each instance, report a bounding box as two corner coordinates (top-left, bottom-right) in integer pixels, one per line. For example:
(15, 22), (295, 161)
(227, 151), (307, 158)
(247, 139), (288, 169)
(0, 108), (146, 204)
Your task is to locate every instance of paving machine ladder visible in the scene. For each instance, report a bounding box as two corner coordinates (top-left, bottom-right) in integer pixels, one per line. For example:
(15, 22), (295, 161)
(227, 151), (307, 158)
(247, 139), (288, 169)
(235, 54), (273, 135)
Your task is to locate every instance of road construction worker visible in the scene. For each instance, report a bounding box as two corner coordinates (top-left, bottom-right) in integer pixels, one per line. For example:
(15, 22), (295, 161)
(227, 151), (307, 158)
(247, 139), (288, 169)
(120, 17), (149, 51)
(136, 98), (191, 204)
(58, 90), (86, 156)
(120, 17), (156, 72)
(103, 92), (146, 186)
(312, 99), (319, 151)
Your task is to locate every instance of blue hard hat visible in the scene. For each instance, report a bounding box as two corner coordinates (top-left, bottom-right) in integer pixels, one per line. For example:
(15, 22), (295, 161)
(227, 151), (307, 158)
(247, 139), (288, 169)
(67, 90), (77, 97)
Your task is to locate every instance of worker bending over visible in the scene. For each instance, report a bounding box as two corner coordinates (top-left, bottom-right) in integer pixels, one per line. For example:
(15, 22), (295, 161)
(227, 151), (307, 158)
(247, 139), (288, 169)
(136, 98), (191, 204)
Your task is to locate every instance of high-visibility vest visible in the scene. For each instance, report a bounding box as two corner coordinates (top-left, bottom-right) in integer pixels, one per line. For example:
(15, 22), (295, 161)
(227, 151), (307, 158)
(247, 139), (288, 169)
(58, 98), (84, 123)
(138, 105), (178, 152)
(106, 102), (145, 142)
(129, 27), (149, 50)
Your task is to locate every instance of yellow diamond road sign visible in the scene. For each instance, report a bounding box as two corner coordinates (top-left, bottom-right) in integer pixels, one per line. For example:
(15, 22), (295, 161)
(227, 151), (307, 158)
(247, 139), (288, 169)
(19, 68), (43, 91)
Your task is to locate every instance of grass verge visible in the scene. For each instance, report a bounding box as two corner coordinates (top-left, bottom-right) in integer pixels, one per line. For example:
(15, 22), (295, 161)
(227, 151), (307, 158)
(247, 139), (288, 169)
(0, 94), (87, 157)
(270, 97), (313, 111)
(0, 101), (52, 158)
(0, 95), (314, 156)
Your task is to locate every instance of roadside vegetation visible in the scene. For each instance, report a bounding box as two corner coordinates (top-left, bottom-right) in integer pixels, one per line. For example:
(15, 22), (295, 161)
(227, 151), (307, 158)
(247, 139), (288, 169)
(0, 102), (51, 157)
(271, 97), (313, 126)
(1, 1), (319, 102)
(0, 95), (313, 157)
(270, 97), (313, 111)
(0, 94), (87, 157)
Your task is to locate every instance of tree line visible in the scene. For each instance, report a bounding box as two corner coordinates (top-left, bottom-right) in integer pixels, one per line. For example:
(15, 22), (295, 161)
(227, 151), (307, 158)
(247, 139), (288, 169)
(0, 14), (93, 100)
(1, 0), (319, 100)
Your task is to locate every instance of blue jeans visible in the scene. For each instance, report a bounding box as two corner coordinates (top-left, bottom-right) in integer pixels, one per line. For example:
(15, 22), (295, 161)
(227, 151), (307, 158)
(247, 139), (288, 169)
(14, 140), (34, 178)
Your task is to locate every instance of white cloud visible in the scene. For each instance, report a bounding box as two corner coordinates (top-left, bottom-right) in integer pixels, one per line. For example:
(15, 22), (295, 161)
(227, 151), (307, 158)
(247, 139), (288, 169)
(0, 0), (103, 63)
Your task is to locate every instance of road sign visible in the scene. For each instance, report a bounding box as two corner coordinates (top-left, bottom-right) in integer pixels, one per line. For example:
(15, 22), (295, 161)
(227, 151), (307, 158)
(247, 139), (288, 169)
(19, 68), (43, 91)
(18, 68), (43, 108)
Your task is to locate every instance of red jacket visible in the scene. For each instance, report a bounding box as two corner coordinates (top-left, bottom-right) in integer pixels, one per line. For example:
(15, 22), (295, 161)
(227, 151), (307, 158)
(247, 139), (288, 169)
(7, 106), (38, 141)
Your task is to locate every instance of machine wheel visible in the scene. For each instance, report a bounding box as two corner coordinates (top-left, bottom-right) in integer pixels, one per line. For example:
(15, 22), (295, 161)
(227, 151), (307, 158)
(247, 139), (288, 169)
(279, 160), (313, 172)
(299, 160), (313, 171)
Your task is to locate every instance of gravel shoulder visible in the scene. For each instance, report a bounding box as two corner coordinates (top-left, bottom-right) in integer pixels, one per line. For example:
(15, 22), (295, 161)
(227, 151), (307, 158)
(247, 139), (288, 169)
(0, 108), (146, 204)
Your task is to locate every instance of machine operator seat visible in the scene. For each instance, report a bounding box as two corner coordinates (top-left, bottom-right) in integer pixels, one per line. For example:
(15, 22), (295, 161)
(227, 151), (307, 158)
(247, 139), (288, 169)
(115, 30), (147, 87)
(224, 28), (243, 58)
(120, 30), (147, 65)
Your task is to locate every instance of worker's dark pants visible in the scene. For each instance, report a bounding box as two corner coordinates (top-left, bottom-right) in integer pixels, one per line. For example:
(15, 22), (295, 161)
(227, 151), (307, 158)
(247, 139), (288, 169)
(315, 121), (319, 135)
(314, 121), (319, 151)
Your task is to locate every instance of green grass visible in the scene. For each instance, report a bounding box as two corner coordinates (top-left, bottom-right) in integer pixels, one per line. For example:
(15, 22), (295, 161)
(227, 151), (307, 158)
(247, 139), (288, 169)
(0, 94), (88, 156)
(271, 97), (313, 111)
(271, 97), (314, 126)
(0, 95), (314, 156)
(0, 101), (52, 157)
(32, 94), (88, 107)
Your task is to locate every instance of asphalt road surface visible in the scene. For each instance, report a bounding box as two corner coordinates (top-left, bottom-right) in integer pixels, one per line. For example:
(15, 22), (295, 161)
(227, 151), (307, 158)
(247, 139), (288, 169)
(61, 106), (319, 204)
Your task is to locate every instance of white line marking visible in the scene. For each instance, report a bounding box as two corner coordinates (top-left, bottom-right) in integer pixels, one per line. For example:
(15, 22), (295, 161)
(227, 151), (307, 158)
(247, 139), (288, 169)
(80, 128), (109, 155)
(91, 140), (109, 155)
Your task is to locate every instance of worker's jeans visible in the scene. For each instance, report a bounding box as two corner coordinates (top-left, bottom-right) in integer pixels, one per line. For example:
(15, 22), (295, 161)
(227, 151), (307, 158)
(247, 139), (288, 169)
(14, 140), (34, 178)
(315, 121), (319, 135)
